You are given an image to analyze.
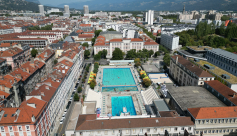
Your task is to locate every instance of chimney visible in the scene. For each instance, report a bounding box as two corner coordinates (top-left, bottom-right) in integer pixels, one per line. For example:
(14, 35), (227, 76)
(45, 86), (49, 90)
(26, 68), (29, 73)
(175, 56), (178, 64)
(31, 115), (35, 122)
(41, 92), (45, 96)
(233, 93), (236, 98)
(27, 103), (36, 108)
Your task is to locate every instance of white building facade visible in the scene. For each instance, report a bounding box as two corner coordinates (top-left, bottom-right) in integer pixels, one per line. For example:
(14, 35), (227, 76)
(160, 34), (179, 50)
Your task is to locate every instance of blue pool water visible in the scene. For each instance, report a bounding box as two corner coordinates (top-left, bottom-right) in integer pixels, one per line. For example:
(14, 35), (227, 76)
(103, 68), (135, 86)
(102, 86), (138, 92)
(111, 96), (136, 116)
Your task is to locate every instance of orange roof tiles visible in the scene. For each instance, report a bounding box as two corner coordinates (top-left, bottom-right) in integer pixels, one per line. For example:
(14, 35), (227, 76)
(0, 90), (10, 98)
(205, 80), (237, 105)
(110, 39), (123, 42)
(78, 34), (94, 38)
(188, 107), (237, 119)
(79, 24), (91, 27)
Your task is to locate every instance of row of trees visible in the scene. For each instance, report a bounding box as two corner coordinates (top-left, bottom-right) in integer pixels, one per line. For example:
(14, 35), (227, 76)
(28, 24), (53, 30)
(125, 49), (154, 60)
(91, 30), (102, 46)
(94, 49), (108, 61)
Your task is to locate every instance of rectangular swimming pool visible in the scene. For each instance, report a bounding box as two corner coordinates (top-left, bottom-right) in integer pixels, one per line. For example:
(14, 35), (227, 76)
(103, 68), (135, 86)
(102, 86), (138, 92)
(111, 96), (136, 116)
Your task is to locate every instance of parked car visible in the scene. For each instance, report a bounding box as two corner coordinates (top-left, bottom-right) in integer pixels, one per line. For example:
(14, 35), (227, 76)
(69, 97), (73, 101)
(62, 113), (66, 119)
(60, 119), (64, 124)
(72, 92), (75, 95)
(64, 109), (67, 114)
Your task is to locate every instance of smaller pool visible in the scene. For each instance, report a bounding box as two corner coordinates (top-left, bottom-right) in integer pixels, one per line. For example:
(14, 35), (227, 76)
(102, 86), (138, 92)
(111, 96), (136, 116)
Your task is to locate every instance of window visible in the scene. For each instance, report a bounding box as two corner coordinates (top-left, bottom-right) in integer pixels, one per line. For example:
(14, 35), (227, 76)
(132, 129), (136, 134)
(181, 127), (184, 130)
(18, 126), (22, 131)
(147, 128), (150, 132)
(104, 131), (108, 135)
(97, 131), (101, 134)
(188, 127), (191, 131)
(25, 125), (30, 131)
(174, 127), (178, 131)
(8, 126), (13, 132)
(1, 127), (4, 132)
(140, 129), (143, 133)
(112, 130), (115, 135)
(9, 133), (14, 136)
(153, 128), (157, 132)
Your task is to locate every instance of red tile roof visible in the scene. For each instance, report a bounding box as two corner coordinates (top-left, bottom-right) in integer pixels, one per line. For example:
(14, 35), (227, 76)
(79, 24), (91, 27)
(205, 80), (237, 105)
(0, 90), (10, 98)
(171, 55), (214, 78)
(188, 106), (237, 119)
(78, 34), (94, 38)
(76, 114), (194, 131)
(131, 38), (143, 42)
(110, 39), (123, 42)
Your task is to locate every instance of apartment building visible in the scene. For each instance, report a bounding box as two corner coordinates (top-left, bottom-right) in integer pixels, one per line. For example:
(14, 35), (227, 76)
(188, 106), (237, 136)
(0, 44), (84, 136)
(36, 49), (55, 76)
(160, 34), (179, 51)
(169, 55), (215, 86)
(94, 35), (159, 58)
(206, 48), (237, 76)
(1, 38), (48, 49)
(0, 46), (31, 70)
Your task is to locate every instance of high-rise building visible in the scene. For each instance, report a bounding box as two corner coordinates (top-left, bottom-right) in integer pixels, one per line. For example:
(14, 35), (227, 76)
(84, 5), (89, 14)
(38, 5), (44, 15)
(146, 10), (154, 25)
(64, 5), (70, 14)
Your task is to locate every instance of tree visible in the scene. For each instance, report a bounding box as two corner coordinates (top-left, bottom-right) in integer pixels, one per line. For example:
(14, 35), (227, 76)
(54, 59), (58, 65)
(31, 49), (38, 58)
(126, 49), (137, 59)
(84, 50), (90, 59)
(163, 53), (171, 66)
(94, 54), (101, 61)
(143, 78), (151, 87)
(78, 86), (82, 93)
(90, 79), (96, 89)
(91, 37), (96, 45)
(112, 48), (123, 60)
(82, 42), (89, 48)
(141, 74), (145, 79)
(86, 66), (90, 72)
(107, 28), (116, 31)
(94, 30), (102, 37)
(135, 62), (141, 67)
(82, 79), (85, 83)
(154, 51), (160, 58)
(148, 50), (154, 57)
(74, 93), (79, 101)
(98, 49), (107, 59)
(221, 15), (230, 21)
(134, 58), (140, 63)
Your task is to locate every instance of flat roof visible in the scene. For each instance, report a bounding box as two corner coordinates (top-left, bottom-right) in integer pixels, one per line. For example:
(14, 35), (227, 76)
(82, 101), (96, 114)
(178, 50), (207, 60)
(66, 102), (81, 131)
(209, 48), (237, 63)
(191, 59), (237, 84)
(167, 85), (226, 111)
(142, 65), (160, 73)
(153, 99), (170, 111)
(110, 60), (134, 63)
(187, 46), (213, 51)
(148, 73), (173, 84)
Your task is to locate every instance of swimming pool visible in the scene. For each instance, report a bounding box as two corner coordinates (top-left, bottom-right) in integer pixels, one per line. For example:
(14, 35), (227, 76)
(102, 68), (135, 86)
(102, 86), (138, 92)
(111, 96), (136, 116)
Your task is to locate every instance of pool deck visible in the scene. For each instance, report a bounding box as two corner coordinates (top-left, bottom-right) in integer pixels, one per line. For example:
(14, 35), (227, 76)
(101, 93), (146, 117)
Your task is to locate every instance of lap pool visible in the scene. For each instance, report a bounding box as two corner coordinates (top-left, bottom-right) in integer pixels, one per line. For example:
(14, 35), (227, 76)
(102, 86), (138, 92)
(102, 68), (136, 86)
(111, 96), (136, 116)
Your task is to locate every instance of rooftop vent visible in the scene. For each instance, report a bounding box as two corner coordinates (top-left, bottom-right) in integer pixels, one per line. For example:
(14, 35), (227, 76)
(156, 120), (159, 123)
(204, 64), (215, 70)
(221, 74), (230, 79)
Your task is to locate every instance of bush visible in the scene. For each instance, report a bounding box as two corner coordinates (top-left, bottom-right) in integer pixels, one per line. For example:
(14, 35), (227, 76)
(78, 86), (82, 93)
(143, 78), (151, 87)
(141, 74), (145, 79)
(82, 79), (85, 83)
(74, 93), (79, 101)
(90, 82), (96, 89)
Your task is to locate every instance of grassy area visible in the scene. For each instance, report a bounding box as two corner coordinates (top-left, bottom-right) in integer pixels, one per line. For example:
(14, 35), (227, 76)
(190, 59), (237, 84)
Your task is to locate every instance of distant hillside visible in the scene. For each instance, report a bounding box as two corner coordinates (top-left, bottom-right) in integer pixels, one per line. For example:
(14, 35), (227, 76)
(57, 0), (237, 11)
(25, 0), (40, 4)
(0, 0), (40, 11)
